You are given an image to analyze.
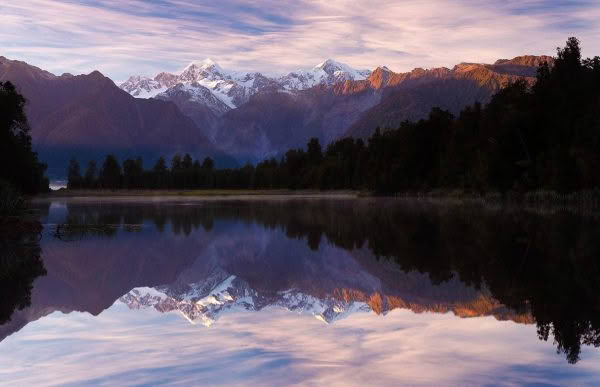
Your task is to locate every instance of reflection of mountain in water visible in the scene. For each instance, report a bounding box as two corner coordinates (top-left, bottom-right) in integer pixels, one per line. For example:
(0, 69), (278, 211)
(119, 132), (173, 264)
(121, 277), (372, 327)
(120, 269), (527, 327)
(3, 198), (600, 364)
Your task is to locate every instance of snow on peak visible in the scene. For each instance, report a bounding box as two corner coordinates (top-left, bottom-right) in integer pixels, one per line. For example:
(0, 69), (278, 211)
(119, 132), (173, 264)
(119, 58), (374, 108)
(184, 58), (224, 74)
(278, 59), (371, 90)
(179, 59), (230, 83)
(119, 274), (371, 327)
(119, 75), (167, 98)
(315, 59), (370, 80)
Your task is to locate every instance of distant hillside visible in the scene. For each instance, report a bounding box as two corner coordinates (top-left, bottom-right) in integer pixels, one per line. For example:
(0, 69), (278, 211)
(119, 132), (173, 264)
(212, 55), (553, 161)
(344, 55), (554, 138)
(0, 56), (235, 178)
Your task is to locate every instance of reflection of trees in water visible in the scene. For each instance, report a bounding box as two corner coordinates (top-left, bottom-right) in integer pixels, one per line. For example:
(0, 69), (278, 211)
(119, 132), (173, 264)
(57, 200), (600, 363)
(0, 230), (46, 325)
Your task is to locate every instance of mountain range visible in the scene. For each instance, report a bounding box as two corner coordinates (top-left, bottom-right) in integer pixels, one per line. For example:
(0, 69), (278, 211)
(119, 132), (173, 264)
(0, 54), (553, 176)
(119, 55), (552, 162)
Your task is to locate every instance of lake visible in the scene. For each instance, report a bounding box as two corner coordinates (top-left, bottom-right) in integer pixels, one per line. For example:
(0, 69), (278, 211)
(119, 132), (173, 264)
(2, 196), (600, 386)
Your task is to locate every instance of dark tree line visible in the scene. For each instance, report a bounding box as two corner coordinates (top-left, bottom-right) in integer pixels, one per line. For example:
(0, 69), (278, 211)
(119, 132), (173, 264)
(0, 81), (49, 195)
(67, 154), (220, 190)
(69, 38), (600, 194)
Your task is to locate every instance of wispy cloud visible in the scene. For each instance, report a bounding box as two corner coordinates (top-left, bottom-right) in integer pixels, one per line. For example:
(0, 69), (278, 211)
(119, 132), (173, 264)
(0, 0), (598, 80)
(2, 305), (600, 385)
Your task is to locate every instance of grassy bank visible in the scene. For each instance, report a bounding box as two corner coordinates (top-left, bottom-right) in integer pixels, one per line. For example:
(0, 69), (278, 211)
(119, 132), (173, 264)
(38, 187), (600, 203)
(42, 188), (361, 198)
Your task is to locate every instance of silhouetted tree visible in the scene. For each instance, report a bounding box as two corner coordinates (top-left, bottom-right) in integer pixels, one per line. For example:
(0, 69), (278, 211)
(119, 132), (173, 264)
(84, 160), (97, 188)
(201, 157), (214, 171)
(99, 154), (122, 189)
(153, 157), (168, 188)
(67, 158), (82, 189)
(122, 157), (143, 189)
(0, 81), (48, 194)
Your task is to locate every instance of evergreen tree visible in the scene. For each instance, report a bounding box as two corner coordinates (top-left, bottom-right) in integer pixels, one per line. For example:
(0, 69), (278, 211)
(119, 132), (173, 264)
(84, 160), (97, 188)
(153, 157), (168, 188)
(0, 81), (49, 194)
(201, 157), (214, 171)
(99, 154), (122, 189)
(67, 158), (82, 189)
(123, 157), (143, 189)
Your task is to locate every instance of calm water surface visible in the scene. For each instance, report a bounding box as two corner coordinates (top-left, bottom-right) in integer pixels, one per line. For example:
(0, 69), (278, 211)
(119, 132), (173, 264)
(2, 197), (600, 386)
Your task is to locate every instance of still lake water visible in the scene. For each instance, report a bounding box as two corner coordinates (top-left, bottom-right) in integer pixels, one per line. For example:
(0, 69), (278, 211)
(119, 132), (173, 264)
(2, 197), (600, 386)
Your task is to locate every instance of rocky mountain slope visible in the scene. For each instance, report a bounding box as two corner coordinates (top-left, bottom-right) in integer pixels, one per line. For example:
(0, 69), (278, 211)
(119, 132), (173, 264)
(336, 55), (554, 138)
(0, 56), (235, 176)
(216, 55), (552, 160)
(120, 58), (371, 110)
(0, 54), (553, 171)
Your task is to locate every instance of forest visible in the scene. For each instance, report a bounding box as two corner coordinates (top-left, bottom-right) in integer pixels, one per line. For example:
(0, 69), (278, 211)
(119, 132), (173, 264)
(66, 38), (599, 195)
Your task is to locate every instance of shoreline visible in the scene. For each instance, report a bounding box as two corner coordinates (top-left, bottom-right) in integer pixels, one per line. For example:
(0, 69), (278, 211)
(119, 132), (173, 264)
(32, 189), (362, 201)
(42, 188), (361, 197)
(26, 188), (600, 214)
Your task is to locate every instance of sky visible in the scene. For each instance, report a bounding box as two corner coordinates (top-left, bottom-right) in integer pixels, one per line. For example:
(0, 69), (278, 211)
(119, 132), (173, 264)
(1, 1), (600, 81)
(2, 305), (600, 385)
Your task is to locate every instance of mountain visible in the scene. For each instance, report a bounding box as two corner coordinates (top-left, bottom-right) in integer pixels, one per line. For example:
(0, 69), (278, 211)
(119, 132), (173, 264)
(343, 56), (554, 138)
(214, 87), (381, 161)
(118, 58), (374, 160)
(119, 59), (370, 119)
(212, 55), (552, 160)
(277, 59), (371, 90)
(0, 56), (234, 177)
(118, 75), (167, 98)
(1, 54), (553, 172)
(120, 58), (370, 104)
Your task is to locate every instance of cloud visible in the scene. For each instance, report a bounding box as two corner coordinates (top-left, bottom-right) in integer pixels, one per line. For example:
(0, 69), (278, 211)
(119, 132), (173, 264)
(0, 0), (599, 80)
(2, 304), (600, 386)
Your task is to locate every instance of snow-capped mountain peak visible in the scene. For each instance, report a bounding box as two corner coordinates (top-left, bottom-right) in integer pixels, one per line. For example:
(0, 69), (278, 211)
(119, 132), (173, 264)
(119, 75), (167, 98)
(315, 58), (370, 80)
(119, 274), (371, 327)
(277, 59), (371, 90)
(179, 58), (229, 83)
(119, 58), (373, 114)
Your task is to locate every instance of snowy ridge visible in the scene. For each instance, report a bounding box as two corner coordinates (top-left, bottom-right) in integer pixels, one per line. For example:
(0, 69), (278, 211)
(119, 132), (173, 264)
(154, 82), (232, 116)
(119, 75), (167, 98)
(118, 58), (371, 111)
(278, 59), (371, 91)
(119, 274), (371, 327)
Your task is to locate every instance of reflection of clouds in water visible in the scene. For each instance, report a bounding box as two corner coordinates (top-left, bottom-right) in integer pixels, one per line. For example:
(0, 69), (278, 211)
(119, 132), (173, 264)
(1, 304), (599, 386)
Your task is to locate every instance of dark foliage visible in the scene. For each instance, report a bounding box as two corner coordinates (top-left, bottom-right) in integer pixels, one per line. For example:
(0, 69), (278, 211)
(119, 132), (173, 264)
(0, 82), (49, 194)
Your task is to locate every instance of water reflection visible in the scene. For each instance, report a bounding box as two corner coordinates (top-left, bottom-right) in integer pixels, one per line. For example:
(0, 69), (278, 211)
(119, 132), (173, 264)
(0, 219), (46, 325)
(1, 197), (600, 380)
